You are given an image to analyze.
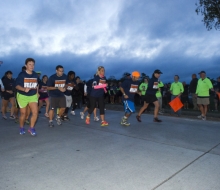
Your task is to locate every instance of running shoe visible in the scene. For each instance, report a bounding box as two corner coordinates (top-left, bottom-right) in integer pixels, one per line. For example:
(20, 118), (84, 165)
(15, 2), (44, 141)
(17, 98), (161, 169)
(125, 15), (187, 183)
(71, 111), (75, 115)
(9, 115), (15, 119)
(94, 116), (99, 121)
(80, 112), (84, 119)
(56, 116), (62, 125)
(121, 117), (130, 126)
(85, 116), (90, 124)
(25, 119), (30, 124)
(101, 121), (108, 127)
(19, 127), (25, 135)
(63, 116), (70, 121)
(28, 128), (36, 136)
(2, 115), (7, 120)
(49, 121), (54, 128)
(45, 113), (49, 118)
(197, 115), (202, 119)
(154, 118), (162, 122)
(202, 116), (206, 121)
(158, 111), (164, 115)
(15, 118), (19, 123)
(136, 115), (141, 122)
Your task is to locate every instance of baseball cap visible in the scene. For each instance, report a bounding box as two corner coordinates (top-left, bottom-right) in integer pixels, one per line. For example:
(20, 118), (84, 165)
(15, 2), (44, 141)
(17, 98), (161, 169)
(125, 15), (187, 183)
(154, 69), (163, 74)
(125, 73), (131, 76)
(132, 71), (140, 77)
(198, 71), (206, 74)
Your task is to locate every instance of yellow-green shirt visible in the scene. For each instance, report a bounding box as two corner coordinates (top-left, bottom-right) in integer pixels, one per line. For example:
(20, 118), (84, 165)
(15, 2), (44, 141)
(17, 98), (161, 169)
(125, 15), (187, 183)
(170, 81), (184, 95)
(156, 81), (164, 98)
(139, 83), (148, 96)
(196, 78), (213, 97)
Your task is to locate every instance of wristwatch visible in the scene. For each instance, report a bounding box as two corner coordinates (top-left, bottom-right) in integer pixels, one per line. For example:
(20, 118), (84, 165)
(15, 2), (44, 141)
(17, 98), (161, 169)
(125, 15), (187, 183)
(123, 93), (126, 96)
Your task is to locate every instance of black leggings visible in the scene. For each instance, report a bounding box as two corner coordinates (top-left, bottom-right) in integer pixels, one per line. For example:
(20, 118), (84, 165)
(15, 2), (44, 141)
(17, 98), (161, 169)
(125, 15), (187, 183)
(88, 96), (105, 115)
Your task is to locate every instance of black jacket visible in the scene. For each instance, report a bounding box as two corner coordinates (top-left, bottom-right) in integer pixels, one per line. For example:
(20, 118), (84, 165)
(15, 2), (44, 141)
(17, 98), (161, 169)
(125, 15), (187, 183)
(189, 78), (198, 93)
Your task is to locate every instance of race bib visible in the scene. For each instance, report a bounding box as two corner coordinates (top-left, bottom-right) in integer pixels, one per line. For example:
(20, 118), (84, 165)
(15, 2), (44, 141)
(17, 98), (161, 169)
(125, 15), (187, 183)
(40, 86), (47, 93)
(129, 84), (138, 93)
(67, 83), (74, 91)
(99, 79), (106, 85)
(55, 80), (66, 88)
(24, 78), (37, 89)
(153, 82), (158, 89)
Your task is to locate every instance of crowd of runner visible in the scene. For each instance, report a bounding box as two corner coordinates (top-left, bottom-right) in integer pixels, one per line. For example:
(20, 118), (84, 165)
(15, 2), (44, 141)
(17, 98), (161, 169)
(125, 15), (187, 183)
(0, 58), (218, 136)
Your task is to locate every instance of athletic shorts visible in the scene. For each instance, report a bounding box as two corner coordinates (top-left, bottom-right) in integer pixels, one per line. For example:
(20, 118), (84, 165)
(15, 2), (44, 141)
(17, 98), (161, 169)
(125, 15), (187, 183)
(3, 92), (14, 100)
(197, 97), (210, 105)
(39, 92), (49, 100)
(65, 95), (72, 108)
(16, 93), (38, 108)
(143, 94), (158, 104)
(123, 100), (135, 113)
(49, 96), (66, 110)
(109, 91), (115, 96)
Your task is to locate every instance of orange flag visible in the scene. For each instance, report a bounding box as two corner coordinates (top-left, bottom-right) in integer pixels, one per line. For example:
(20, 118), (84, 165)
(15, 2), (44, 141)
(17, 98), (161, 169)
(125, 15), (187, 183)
(216, 92), (220, 100)
(169, 97), (183, 112)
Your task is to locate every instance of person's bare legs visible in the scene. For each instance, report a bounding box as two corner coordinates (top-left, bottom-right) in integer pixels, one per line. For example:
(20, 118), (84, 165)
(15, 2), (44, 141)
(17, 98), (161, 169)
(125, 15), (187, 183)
(28, 102), (38, 128)
(1, 99), (8, 117)
(45, 99), (50, 114)
(153, 101), (160, 118)
(137, 101), (149, 116)
(9, 98), (15, 116)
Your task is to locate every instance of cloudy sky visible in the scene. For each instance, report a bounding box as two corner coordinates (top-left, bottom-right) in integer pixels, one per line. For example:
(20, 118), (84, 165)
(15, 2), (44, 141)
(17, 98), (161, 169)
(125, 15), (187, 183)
(0, 0), (219, 83)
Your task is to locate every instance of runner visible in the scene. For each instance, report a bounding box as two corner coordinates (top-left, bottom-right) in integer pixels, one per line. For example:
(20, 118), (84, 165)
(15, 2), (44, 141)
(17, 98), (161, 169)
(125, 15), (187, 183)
(1, 71), (16, 119)
(196, 71), (214, 120)
(85, 66), (108, 126)
(15, 58), (39, 136)
(139, 77), (148, 105)
(47, 65), (67, 127)
(136, 69), (163, 122)
(80, 75), (99, 121)
(38, 75), (50, 117)
(62, 71), (75, 121)
(120, 71), (140, 126)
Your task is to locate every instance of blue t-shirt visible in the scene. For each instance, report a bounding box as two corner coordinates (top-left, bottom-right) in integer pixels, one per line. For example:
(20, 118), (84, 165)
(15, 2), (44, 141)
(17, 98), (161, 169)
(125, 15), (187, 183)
(3, 77), (15, 91)
(90, 75), (107, 97)
(47, 74), (67, 97)
(15, 71), (38, 96)
(64, 78), (76, 96)
(86, 79), (93, 95)
(121, 78), (139, 101)
(146, 76), (159, 95)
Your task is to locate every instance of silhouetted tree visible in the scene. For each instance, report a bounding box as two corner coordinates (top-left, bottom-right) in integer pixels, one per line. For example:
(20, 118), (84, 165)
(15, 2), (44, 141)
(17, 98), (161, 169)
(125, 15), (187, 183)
(196, 0), (220, 30)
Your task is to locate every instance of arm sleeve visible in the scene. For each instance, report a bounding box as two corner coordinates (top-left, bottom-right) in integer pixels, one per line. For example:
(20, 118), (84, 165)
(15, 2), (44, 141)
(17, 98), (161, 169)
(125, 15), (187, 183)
(0, 79), (4, 89)
(181, 83), (184, 93)
(208, 80), (213, 89)
(139, 83), (143, 91)
(158, 82), (164, 88)
(84, 84), (87, 93)
(15, 73), (24, 87)
(170, 83), (173, 91)
(47, 76), (54, 87)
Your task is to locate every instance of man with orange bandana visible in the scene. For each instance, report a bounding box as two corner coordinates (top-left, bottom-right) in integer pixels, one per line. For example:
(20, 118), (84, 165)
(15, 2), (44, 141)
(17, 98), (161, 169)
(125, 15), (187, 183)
(120, 71), (140, 126)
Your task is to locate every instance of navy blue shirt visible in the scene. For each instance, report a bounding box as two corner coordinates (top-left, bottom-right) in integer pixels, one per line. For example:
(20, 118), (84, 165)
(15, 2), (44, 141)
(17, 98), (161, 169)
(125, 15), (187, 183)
(47, 74), (67, 97)
(64, 78), (76, 96)
(3, 77), (15, 91)
(121, 78), (139, 101)
(90, 75), (107, 97)
(15, 71), (38, 96)
(146, 76), (159, 95)
(86, 79), (93, 95)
